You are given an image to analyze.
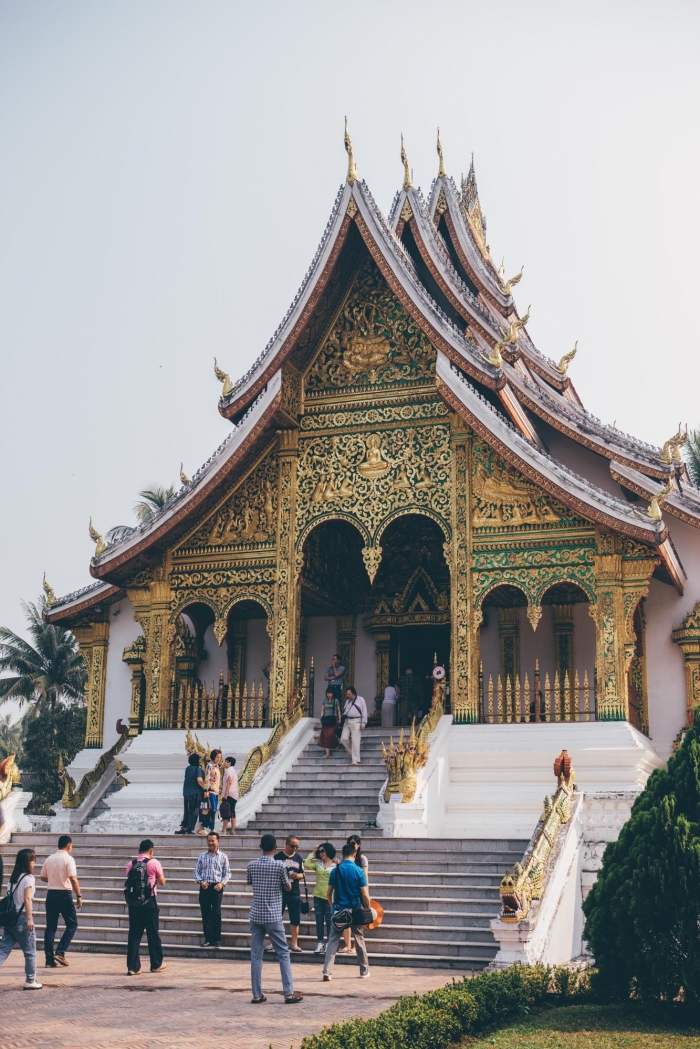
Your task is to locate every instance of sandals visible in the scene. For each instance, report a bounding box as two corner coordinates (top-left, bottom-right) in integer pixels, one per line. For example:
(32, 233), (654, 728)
(251, 995), (267, 1004)
(285, 993), (304, 1004)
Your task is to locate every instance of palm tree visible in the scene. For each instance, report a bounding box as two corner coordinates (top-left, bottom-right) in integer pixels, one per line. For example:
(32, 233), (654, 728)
(685, 429), (700, 486)
(134, 484), (176, 523)
(0, 711), (23, 761)
(0, 600), (87, 712)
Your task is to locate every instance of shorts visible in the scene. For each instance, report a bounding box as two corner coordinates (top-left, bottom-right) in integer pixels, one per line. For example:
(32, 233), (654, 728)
(282, 892), (301, 926)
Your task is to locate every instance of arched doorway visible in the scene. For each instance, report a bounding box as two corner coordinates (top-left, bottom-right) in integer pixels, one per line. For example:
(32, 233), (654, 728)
(227, 600), (271, 725)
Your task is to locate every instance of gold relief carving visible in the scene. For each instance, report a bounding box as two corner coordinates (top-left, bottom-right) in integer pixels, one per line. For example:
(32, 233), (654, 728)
(400, 198), (413, 222)
(436, 187), (448, 215)
(184, 452), (277, 551)
(213, 619), (227, 646)
(472, 442), (563, 527)
(74, 622), (109, 747)
(297, 423), (451, 543)
(526, 604), (543, 631)
(171, 566), (276, 592)
(346, 196), (358, 219)
(270, 438), (299, 722)
(362, 545), (383, 584)
(300, 400), (448, 431)
(305, 257), (436, 394)
(451, 431), (474, 721)
(672, 600), (700, 722)
(280, 364), (302, 419)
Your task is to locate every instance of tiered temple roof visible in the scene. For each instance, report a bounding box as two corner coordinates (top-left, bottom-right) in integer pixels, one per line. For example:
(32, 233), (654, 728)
(47, 131), (699, 618)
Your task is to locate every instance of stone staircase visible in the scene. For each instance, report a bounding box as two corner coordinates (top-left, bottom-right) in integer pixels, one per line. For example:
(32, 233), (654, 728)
(2, 728), (526, 970)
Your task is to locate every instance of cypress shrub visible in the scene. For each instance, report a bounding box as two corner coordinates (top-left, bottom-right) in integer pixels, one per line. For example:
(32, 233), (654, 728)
(583, 706), (700, 1002)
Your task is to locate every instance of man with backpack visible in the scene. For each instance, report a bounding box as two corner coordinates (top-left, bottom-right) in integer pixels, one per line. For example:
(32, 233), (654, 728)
(124, 839), (166, 976)
(322, 841), (371, 981)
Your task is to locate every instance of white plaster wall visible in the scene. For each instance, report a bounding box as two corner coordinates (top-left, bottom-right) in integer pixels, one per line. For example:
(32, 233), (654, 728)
(198, 624), (228, 686)
(102, 596), (143, 749)
(645, 514), (700, 758)
(305, 615), (337, 716)
(537, 420), (624, 499)
(355, 616), (378, 714)
(245, 618), (271, 688)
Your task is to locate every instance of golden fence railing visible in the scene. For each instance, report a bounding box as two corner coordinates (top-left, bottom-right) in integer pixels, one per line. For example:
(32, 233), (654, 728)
(170, 675), (267, 730)
(453, 661), (596, 726)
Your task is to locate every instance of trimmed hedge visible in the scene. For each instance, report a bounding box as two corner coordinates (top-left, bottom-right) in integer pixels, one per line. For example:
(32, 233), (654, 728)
(299, 965), (586, 1049)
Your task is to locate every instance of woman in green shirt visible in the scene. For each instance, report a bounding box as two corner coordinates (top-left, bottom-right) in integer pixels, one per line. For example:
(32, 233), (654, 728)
(304, 842), (337, 952)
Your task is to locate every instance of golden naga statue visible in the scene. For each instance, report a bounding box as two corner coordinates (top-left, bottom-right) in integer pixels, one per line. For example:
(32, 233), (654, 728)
(214, 358), (234, 398)
(555, 341), (578, 375)
(436, 128), (447, 178)
(660, 424), (688, 465)
(0, 754), (21, 803)
(647, 478), (673, 521)
(88, 518), (105, 556)
(382, 721), (429, 804)
(501, 266), (524, 296)
(344, 116), (358, 185)
(42, 573), (56, 608)
(184, 729), (209, 759)
(400, 133), (411, 191)
(484, 309), (530, 368)
(179, 462), (191, 485)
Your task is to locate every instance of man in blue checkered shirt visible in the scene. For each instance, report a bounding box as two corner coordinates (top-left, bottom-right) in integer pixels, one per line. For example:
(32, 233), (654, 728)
(246, 834), (303, 1004)
(194, 831), (231, 948)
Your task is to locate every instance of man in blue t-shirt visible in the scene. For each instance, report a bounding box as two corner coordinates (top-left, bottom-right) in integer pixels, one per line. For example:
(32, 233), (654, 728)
(322, 842), (370, 980)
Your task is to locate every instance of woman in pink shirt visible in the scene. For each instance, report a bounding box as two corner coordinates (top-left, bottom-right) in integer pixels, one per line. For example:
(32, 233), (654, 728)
(220, 756), (239, 836)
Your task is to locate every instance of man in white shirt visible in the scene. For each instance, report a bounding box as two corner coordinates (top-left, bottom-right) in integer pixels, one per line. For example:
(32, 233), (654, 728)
(340, 687), (368, 765)
(40, 834), (82, 967)
(221, 756), (239, 836)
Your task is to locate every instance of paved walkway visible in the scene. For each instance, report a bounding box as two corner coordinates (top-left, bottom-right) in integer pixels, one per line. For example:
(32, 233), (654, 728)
(0, 952), (461, 1049)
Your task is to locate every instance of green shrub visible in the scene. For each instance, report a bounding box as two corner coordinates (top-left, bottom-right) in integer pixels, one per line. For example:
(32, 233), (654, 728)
(299, 964), (559, 1049)
(583, 706), (700, 1004)
(23, 702), (87, 815)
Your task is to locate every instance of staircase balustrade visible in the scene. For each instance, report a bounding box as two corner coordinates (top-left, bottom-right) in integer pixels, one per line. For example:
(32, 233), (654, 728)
(453, 663), (597, 725)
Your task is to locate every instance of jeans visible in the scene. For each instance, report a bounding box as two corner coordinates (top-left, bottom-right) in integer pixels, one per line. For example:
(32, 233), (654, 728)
(323, 921), (369, 976)
(0, 918), (36, 982)
(314, 898), (331, 943)
(44, 890), (78, 962)
(127, 898), (163, 973)
(183, 793), (201, 833)
(199, 794), (218, 832)
(249, 920), (294, 999)
(199, 885), (223, 944)
(340, 718), (362, 762)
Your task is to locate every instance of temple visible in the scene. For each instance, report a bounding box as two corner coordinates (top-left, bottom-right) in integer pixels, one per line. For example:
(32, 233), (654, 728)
(42, 128), (700, 778)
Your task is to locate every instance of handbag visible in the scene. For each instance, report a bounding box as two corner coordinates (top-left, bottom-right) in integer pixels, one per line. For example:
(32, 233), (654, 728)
(300, 871), (310, 915)
(320, 714), (336, 728)
(332, 865), (372, 929)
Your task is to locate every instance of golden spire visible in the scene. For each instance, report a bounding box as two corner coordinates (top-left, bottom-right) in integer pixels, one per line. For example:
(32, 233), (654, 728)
(501, 266), (524, 296)
(344, 116), (358, 185)
(400, 134), (412, 191)
(179, 462), (191, 486)
(646, 478), (673, 521)
(213, 357), (233, 397)
(437, 128), (446, 178)
(42, 573), (56, 608)
(88, 518), (106, 556)
(555, 341), (578, 375)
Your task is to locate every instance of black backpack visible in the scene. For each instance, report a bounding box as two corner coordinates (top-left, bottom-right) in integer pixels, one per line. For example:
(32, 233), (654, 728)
(0, 875), (28, 929)
(124, 858), (153, 907)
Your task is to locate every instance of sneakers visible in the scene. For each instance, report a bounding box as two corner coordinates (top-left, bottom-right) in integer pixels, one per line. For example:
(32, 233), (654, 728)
(202, 941), (211, 947)
(322, 973), (332, 981)
(360, 970), (371, 979)
(55, 954), (69, 966)
(313, 942), (325, 954)
(23, 980), (43, 990)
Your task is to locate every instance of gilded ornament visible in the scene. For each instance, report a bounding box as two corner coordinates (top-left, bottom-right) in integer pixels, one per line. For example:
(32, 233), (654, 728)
(555, 341), (578, 375)
(646, 478), (672, 521)
(472, 449), (562, 527)
(179, 463), (191, 485)
(400, 133), (412, 191)
(0, 754), (19, 803)
(42, 573), (56, 608)
(344, 116), (358, 185)
(436, 128), (447, 178)
(358, 434), (390, 479)
(346, 196), (358, 219)
(501, 266), (524, 296)
(436, 187), (448, 215)
(400, 198), (412, 222)
(362, 544), (383, 584)
(88, 518), (105, 556)
(660, 424), (688, 464)
(213, 358), (234, 398)
(213, 619), (227, 646)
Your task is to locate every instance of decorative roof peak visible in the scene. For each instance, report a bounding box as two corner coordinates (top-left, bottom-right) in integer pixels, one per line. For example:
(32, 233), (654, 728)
(344, 116), (358, 185)
(437, 128), (447, 178)
(400, 133), (412, 191)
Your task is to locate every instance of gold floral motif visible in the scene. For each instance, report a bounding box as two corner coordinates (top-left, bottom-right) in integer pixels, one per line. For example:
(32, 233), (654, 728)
(472, 442), (564, 527)
(183, 451), (277, 550)
(362, 544), (383, 584)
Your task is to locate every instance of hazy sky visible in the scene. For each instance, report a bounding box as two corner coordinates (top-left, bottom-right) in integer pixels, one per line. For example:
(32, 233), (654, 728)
(2, 0), (700, 653)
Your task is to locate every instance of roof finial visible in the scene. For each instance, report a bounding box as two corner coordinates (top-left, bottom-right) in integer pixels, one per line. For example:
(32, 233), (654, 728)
(400, 134), (412, 191)
(179, 463), (191, 486)
(501, 266), (524, 296)
(42, 572), (56, 608)
(660, 423), (689, 464)
(555, 341), (578, 375)
(88, 518), (106, 557)
(647, 478), (672, 521)
(437, 128), (447, 178)
(213, 357), (233, 397)
(344, 116), (358, 185)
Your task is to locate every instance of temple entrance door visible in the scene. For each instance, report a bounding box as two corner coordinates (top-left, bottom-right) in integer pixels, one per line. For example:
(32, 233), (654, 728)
(394, 623), (450, 724)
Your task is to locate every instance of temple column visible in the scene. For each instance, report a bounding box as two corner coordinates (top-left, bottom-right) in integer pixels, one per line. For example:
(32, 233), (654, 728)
(498, 606), (520, 721)
(129, 574), (173, 730)
(74, 621), (109, 748)
(228, 620), (247, 693)
(375, 631), (391, 704)
(450, 416), (475, 720)
(336, 615), (356, 689)
(592, 533), (627, 721)
(122, 637), (146, 737)
(672, 601), (700, 725)
(270, 430), (300, 723)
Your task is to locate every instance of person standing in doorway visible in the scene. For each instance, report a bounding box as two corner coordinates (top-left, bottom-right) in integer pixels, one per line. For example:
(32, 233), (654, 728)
(322, 841), (370, 981)
(175, 753), (205, 835)
(324, 654), (345, 703)
(247, 834), (303, 1005)
(340, 687), (367, 766)
(274, 835), (305, 952)
(41, 834), (82, 967)
(381, 683), (398, 728)
(198, 749), (222, 835)
(124, 839), (166, 976)
(0, 848), (42, 989)
(220, 756), (239, 836)
(194, 831), (230, 948)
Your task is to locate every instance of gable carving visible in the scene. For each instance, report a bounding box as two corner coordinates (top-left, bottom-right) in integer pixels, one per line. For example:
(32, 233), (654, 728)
(305, 257), (436, 394)
(472, 440), (580, 529)
(180, 452), (277, 551)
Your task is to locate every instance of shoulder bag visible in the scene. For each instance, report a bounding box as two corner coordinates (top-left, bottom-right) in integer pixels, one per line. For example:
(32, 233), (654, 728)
(330, 865), (372, 929)
(300, 869), (310, 915)
(0, 874), (28, 929)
